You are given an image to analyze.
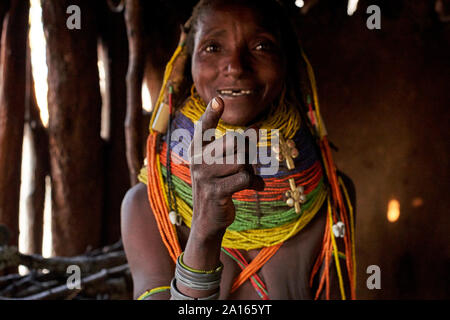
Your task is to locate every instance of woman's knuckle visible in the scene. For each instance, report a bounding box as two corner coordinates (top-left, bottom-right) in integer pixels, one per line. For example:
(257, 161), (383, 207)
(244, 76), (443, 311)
(238, 170), (251, 186)
(211, 181), (224, 196)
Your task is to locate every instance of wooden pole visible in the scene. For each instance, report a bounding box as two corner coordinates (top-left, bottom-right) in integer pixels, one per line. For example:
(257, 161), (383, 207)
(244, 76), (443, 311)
(42, 0), (103, 256)
(0, 0), (29, 247)
(124, 0), (144, 186)
(97, 2), (130, 245)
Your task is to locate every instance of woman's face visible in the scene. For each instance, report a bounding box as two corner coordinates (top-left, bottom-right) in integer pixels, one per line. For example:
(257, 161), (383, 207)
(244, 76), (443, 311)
(191, 4), (286, 126)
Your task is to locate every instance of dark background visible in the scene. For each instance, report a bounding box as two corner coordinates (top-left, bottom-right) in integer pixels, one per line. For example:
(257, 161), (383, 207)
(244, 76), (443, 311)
(296, 0), (450, 299)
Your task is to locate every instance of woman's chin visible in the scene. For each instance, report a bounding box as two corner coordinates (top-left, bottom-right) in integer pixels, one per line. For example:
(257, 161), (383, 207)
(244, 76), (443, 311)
(220, 104), (270, 127)
(220, 111), (255, 127)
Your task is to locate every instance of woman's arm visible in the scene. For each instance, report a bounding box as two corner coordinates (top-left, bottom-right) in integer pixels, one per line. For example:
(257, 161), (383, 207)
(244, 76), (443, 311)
(121, 182), (174, 299)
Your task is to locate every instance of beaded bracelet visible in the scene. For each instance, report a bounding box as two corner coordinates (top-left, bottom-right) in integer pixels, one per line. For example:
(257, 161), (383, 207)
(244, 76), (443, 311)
(170, 278), (220, 300)
(178, 252), (224, 274)
(175, 265), (222, 291)
(137, 286), (170, 300)
(176, 252), (223, 291)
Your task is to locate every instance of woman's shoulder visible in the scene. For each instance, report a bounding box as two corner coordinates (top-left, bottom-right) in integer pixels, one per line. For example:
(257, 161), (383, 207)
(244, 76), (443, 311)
(121, 182), (158, 255)
(122, 182), (150, 216)
(121, 183), (155, 235)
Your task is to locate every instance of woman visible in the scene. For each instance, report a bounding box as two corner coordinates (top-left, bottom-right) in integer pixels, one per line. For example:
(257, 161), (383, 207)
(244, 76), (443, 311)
(121, 0), (356, 300)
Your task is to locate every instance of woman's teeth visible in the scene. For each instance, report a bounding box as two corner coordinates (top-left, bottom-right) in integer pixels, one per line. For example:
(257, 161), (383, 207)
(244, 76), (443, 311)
(217, 89), (252, 96)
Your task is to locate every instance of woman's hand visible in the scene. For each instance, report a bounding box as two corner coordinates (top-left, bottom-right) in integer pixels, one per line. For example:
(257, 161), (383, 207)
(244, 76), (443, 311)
(188, 97), (265, 240)
(179, 97), (264, 298)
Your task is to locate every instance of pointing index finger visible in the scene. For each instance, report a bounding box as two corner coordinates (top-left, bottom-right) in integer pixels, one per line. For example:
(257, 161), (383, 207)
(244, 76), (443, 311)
(193, 96), (224, 147)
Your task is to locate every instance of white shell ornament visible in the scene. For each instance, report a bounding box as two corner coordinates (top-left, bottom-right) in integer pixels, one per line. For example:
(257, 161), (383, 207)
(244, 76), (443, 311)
(169, 211), (182, 226)
(332, 221), (345, 238)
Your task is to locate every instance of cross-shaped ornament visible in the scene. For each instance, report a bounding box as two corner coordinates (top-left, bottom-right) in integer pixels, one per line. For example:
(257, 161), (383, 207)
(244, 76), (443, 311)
(272, 135), (305, 214)
(272, 135), (299, 170)
(285, 178), (307, 214)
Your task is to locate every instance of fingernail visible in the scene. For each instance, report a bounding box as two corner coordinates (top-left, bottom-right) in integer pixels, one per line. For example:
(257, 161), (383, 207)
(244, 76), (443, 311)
(211, 98), (219, 111)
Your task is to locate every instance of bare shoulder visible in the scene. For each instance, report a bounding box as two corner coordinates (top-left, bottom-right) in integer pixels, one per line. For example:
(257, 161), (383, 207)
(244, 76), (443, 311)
(121, 183), (174, 299)
(121, 183), (150, 221)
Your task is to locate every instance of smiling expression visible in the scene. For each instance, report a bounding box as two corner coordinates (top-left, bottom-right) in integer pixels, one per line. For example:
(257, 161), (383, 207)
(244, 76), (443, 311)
(191, 3), (287, 126)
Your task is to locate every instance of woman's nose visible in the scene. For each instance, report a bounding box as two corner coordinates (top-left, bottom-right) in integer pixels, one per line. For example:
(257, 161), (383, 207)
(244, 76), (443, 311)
(223, 50), (247, 78)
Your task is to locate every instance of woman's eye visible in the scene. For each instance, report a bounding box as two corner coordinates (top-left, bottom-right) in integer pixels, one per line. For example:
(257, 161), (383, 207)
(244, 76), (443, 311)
(204, 44), (220, 53)
(255, 42), (273, 51)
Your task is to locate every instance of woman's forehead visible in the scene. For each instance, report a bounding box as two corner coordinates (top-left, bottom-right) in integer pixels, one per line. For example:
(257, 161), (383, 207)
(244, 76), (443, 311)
(195, 4), (281, 39)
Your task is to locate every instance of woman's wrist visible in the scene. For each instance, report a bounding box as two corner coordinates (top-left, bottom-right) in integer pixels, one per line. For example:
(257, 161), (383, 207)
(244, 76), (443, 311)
(190, 205), (229, 238)
(174, 226), (224, 299)
(183, 224), (224, 271)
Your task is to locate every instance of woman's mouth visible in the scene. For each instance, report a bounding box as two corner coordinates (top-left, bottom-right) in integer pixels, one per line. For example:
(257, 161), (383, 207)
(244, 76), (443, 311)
(217, 89), (254, 97)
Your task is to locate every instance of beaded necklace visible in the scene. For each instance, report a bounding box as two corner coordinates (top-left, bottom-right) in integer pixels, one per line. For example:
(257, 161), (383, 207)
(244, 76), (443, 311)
(140, 93), (327, 250)
(140, 33), (356, 300)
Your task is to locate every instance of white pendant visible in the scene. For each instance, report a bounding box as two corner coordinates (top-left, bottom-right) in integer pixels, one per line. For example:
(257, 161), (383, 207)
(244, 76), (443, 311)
(299, 194), (307, 203)
(286, 198), (295, 207)
(332, 221), (345, 238)
(169, 211), (182, 226)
